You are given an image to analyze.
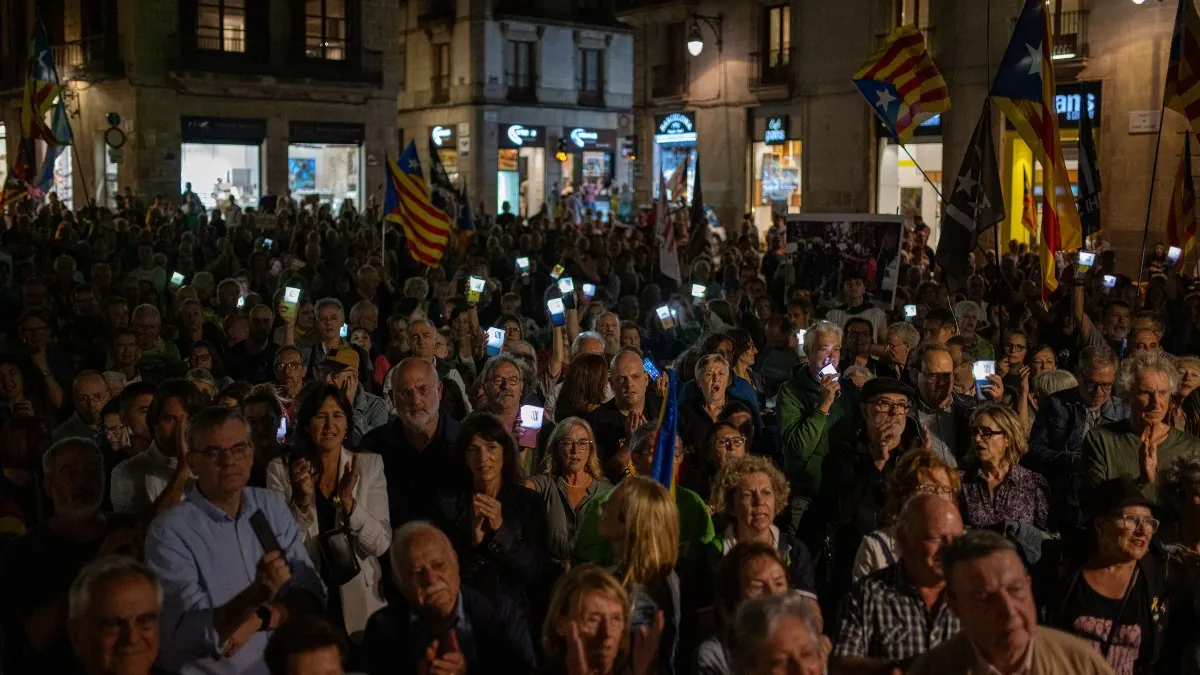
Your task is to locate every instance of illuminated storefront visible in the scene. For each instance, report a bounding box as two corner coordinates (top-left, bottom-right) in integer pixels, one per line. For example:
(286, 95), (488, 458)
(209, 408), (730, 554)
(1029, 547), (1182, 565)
(560, 127), (618, 216)
(750, 114), (801, 236)
(1004, 80), (1100, 245)
(496, 123), (546, 217)
(653, 111), (696, 203)
(287, 122), (363, 211)
(429, 124), (461, 187)
(877, 115), (943, 237)
(180, 116), (264, 209)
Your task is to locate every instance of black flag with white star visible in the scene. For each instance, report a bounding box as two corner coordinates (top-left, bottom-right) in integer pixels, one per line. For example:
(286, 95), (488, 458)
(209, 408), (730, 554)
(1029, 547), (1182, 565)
(936, 99), (1006, 279)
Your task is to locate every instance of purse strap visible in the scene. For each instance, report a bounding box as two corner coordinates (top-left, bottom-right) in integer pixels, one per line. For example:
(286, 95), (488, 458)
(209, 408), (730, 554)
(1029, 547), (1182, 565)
(1099, 566), (1140, 659)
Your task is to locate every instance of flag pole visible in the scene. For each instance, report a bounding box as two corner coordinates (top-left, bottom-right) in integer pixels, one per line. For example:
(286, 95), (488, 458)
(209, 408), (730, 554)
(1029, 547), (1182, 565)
(898, 142), (946, 204)
(987, 0), (1006, 332)
(1134, 108), (1168, 307)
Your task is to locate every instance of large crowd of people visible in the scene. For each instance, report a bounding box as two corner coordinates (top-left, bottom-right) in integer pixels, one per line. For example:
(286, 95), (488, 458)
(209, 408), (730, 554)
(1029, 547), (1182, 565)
(1, 188), (1199, 675)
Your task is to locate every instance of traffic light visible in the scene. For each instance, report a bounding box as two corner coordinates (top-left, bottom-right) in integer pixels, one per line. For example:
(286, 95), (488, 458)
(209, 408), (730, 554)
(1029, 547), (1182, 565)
(555, 137), (568, 162)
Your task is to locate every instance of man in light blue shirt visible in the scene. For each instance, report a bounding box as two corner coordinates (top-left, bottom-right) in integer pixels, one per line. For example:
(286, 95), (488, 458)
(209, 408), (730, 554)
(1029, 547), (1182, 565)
(144, 406), (325, 675)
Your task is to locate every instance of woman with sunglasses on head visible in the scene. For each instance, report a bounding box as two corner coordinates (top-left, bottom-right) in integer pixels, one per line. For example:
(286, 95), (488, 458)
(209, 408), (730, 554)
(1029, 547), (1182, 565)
(960, 403), (1051, 531)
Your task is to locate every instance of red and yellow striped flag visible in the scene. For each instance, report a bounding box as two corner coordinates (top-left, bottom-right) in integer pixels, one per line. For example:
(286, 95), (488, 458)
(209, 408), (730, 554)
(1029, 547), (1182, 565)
(1165, 0), (1200, 136)
(852, 25), (950, 143)
(1168, 133), (1197, 252)
(384, 141), (452, 268)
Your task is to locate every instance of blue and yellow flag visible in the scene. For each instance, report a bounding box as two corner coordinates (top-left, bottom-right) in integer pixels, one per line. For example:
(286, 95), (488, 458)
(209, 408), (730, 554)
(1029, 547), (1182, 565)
(385, 141), (452, 267)
(650, 370), (678, 497)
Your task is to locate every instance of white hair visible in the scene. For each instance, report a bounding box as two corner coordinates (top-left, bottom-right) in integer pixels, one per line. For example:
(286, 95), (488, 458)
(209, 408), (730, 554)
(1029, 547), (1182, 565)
(69, 556), (162, 620)
(887, 321), (921, 350)
(390, 521), (454, 580)
(572, 331), (605, 356)
(131, 303), (160, 321)
(803, 320), (842, 358)
(42, 436), (103, 477)
(1116, 351), (1180, 397)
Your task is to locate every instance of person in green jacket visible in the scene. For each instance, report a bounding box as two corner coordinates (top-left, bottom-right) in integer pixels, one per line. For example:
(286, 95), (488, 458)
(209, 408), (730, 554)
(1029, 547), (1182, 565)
(777, 321), (858, 528)
(126, 304), (183, 384)
(574, 421), (714, 565)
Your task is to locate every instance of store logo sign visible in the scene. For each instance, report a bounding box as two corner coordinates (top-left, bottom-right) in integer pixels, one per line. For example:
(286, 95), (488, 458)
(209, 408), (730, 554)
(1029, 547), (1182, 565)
(654, 112), (697, 145)
(764, 117), (787, 145)
(1055, 92), (1096, 123)
(506, 125), (540, 146)
(569, 127), (599, 148)
(431, 126), (453, 147)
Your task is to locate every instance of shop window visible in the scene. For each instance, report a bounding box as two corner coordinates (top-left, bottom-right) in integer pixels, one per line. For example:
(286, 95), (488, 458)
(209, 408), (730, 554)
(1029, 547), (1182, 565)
(432, 43), (450, 103)
(181, 143), (261, 209)
(197, 0), (246, 53)
(0, 123), (6, 190)
(306, 0), (347, 61)
(53, 151), (72, 210)
(752, 140), (801, 234)
(578, 48), (604, 105)
(288, 143), (362, 212)
(506, 40), (536, 100)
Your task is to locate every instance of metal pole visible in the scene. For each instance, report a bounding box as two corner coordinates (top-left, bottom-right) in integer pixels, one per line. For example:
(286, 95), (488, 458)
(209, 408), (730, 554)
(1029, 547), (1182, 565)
(989, 0), (1006, 333)
(1134, 111), (1168, 308)
(898, 142), (946, 204)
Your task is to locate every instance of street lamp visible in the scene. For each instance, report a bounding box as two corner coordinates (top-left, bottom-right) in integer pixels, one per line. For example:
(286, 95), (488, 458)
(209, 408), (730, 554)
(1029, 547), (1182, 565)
(685, 14), (723, 57)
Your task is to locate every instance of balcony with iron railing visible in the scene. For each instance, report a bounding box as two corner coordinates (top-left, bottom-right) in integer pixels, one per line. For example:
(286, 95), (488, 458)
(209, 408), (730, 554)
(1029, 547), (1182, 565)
(1052, 9), (1088, 61)
(651, 63), (688, 99)
(51, 34), (124, 81)
(750, 46), (793, 89)
(505, 71), (538, 103)
(432, 73), (451, 103)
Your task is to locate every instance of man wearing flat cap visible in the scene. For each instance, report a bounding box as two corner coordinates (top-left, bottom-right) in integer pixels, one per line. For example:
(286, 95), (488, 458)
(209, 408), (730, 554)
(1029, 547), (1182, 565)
(321, 347), (389, 447)
(799, 377), (925, 610)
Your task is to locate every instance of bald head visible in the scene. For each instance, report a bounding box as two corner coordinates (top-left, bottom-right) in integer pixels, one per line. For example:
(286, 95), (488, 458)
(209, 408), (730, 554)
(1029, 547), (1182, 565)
(897, 493), (964, 583)
(391, 358), (441, 431)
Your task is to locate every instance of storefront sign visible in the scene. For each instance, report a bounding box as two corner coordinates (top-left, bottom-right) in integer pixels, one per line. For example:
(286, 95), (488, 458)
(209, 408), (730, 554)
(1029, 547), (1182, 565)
(1053, 81), (1102, 129)
(430, 125), (455, 147)
(567, 127), (618, 150)
(181, 116), (267, 144)
(499, 124), (544, 148)
(764, 117), (788, 145)
(289, 122), (364, 145)
(654, 112), (697, 145)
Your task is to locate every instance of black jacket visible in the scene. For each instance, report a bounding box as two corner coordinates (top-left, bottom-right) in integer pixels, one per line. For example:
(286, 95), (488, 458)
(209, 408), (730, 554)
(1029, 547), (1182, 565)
(430, 485), (547, 606)
(363, 586), (538, 675)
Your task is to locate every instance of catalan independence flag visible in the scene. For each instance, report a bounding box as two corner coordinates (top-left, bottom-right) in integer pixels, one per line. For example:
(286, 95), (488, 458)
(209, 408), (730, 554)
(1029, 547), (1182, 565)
(1022, 167), (1038, 235)
(852, 25), (950, 143)
(1165, 0), (1200, 136)
(991, 0), (1082, 300)
(650, 370), (678, 497)
(20, 23), (63, 144)
(1168, 133), (1198, 253)
(385, 141), (452, 267)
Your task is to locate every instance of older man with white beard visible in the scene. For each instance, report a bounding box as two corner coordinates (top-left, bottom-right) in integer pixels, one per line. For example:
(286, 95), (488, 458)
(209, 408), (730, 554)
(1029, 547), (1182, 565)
(361, 358), (464, 526)
(593, 311), (621, 357)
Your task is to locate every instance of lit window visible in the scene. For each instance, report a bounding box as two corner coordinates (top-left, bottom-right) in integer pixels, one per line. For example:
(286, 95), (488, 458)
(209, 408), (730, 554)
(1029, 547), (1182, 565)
(197, 0), (246, 53)
(306, 0), (347, 61)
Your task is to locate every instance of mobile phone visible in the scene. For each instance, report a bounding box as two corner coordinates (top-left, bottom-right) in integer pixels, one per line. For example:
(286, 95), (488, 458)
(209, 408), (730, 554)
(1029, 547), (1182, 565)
(1103, 274), (1117, 289)
(340, 323), (348, 338)
(819, 363), (838, 377)
(249, 510), (282, 554)
(264, 238), (274, 247)
(281, 286), (301, 320)
(631, 603), (657, 629)
(1078, 251), (1096, 271)
(973, 360), (996, 399)
(520, 405), (545, 430)
(559, 278), (576, 310)
(169, 271), (185, 289)
(516, 257), (530, 275)
(904, 304), (917, 320)
(796, 329), (807, 348)
(276, 417), (288, 443)
(551, 264), (565, 280)
(691, 283), (706, 300)
(642, 357), (661, 380)
(547, 298), (566, 327)
(656, 305), (675, 330)
(467, 276), (485, 304)
(486, 327), (505, 357)
(237, 295), (245, 309)
(1169, 246), (1182, 264)
(582, 283), (596, 301)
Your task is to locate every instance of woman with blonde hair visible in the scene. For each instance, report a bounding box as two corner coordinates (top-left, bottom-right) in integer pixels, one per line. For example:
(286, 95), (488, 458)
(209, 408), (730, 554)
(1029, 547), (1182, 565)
(850, 449), (960, 582)
(708, 456), (816, 597)
(540, 564), (663, 675)
(526, 416), (613, 567)
(598, 476), (680, 674)
(960, 402), (1051, 530)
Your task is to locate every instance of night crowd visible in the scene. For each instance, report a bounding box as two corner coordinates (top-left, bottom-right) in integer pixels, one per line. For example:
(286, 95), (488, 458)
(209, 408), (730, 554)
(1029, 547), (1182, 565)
(2, 187), (1200, 675)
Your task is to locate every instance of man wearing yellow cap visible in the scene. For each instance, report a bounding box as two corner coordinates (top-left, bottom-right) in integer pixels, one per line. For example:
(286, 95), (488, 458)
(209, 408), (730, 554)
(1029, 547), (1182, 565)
(321, 347), (389, 447)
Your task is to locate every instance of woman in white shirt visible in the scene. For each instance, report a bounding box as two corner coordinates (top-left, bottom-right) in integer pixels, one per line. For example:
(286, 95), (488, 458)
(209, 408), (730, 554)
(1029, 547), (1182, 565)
(266, 383), (390, 643)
